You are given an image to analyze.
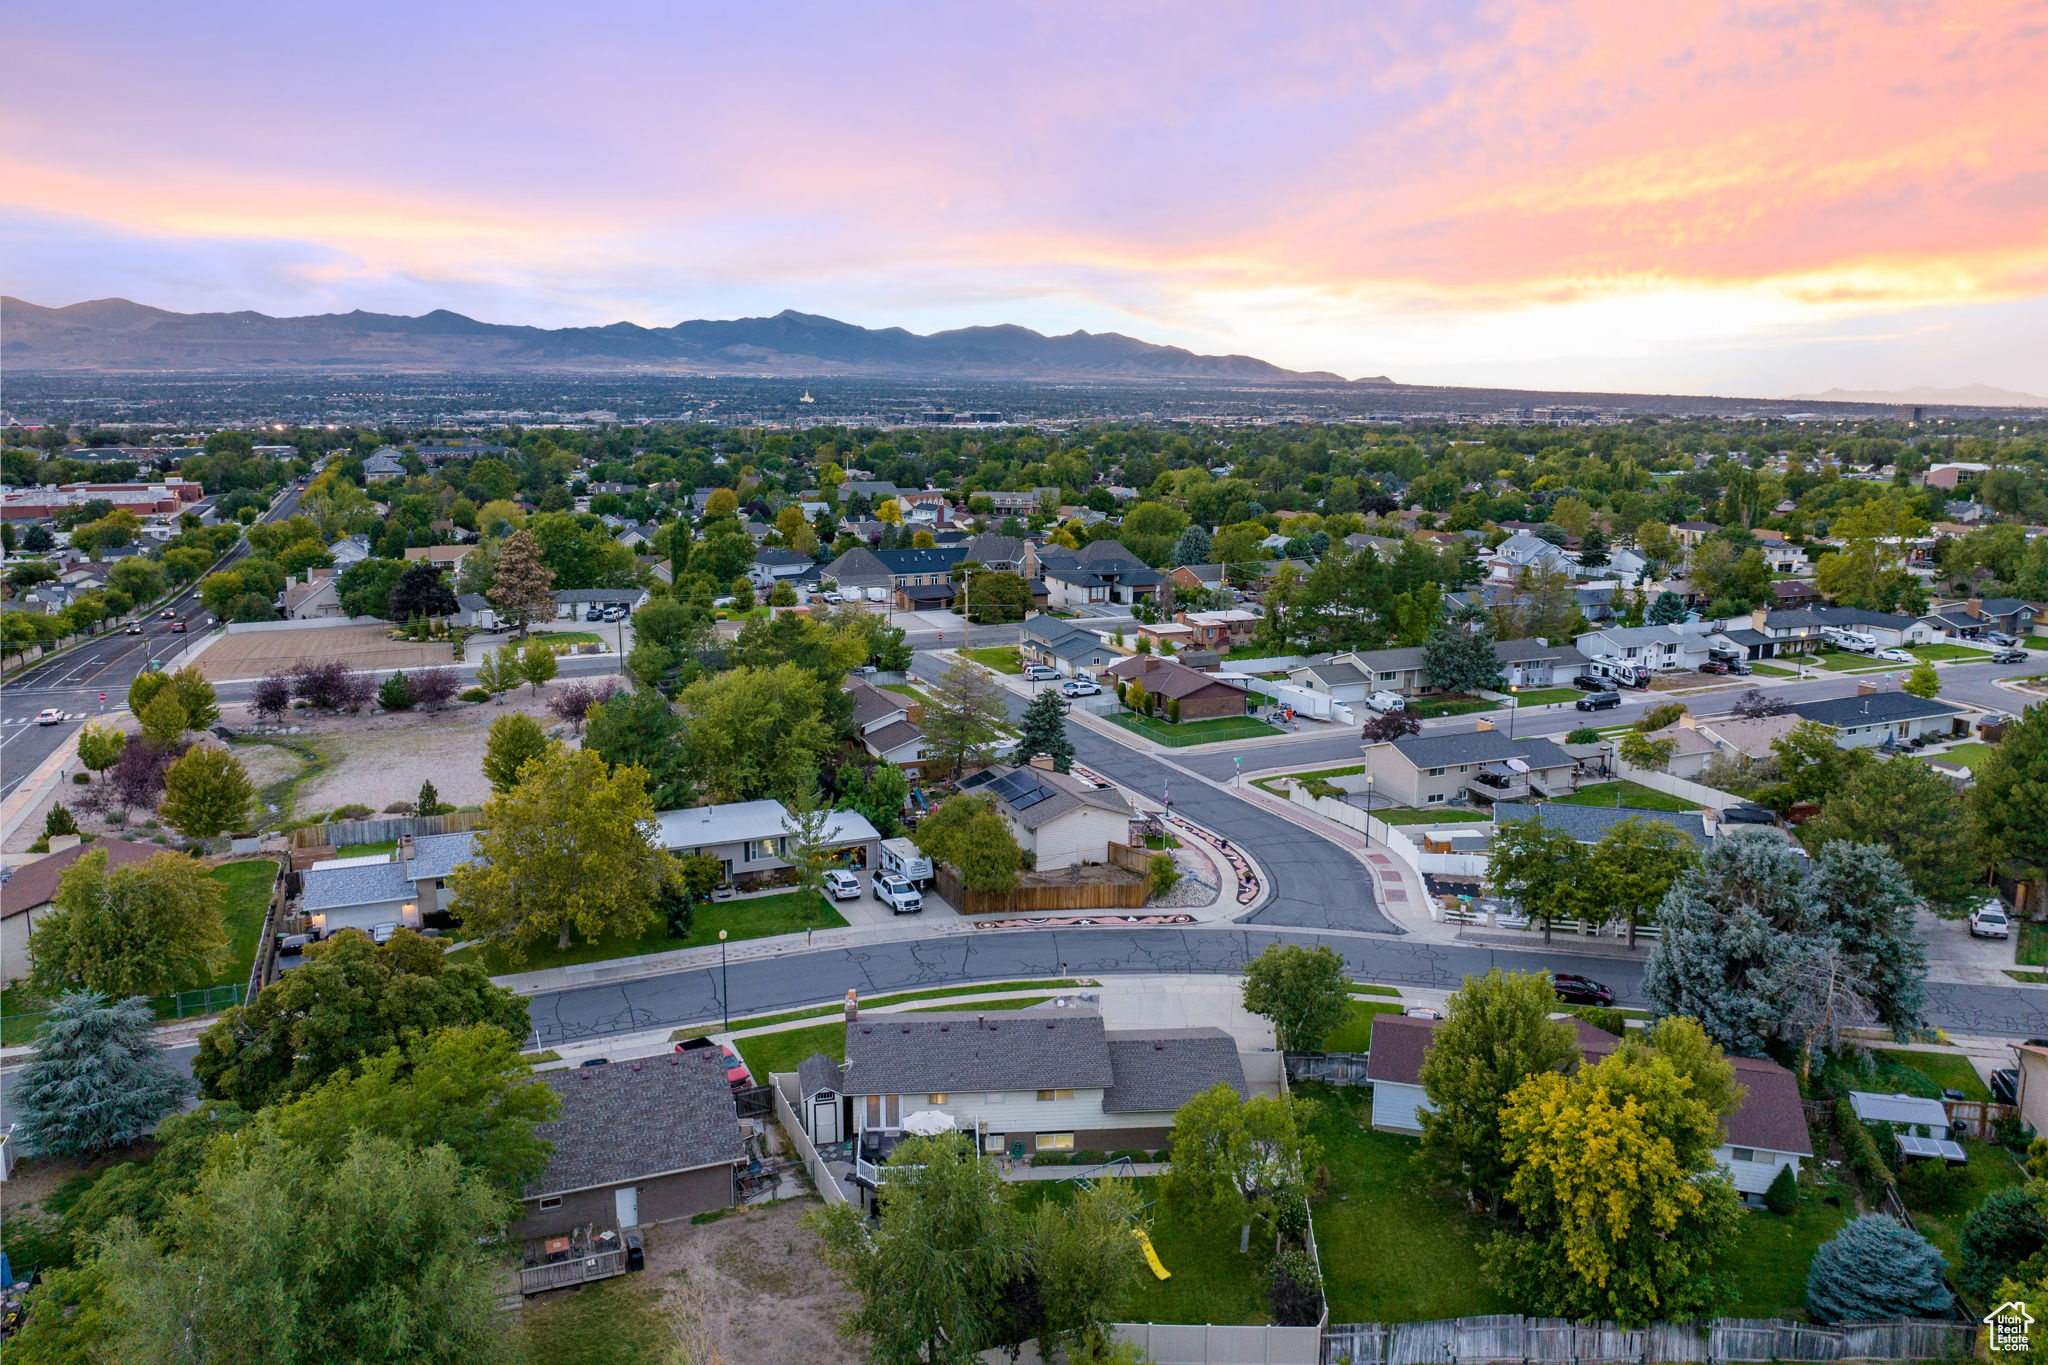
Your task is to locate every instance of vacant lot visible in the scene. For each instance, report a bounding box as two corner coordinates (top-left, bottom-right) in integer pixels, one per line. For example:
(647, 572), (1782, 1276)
(194, 624), (454, 681)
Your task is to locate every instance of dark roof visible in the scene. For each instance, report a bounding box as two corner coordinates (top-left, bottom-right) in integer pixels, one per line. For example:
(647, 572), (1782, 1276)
(847, 679), (913, 727)
(1101, 1030), (1247, 1113)
(900, 582), (958, 603)
(1103, 655), (1241, 699)
(960, 534), (1027, 565)
(842, 1008), (1116, 1094)
(525, 1049), (746, 1198)
(959, 763), (1130, 830)
(872, 547), (968, 574)
(798, 1052), (843, 1098)
(1, 839), (166, 919)
(1074, 539), (1140, 564)
(862, 719), (926, 755)
(1790, 692), (1963, 728)
(753, 547), (812, 567)
(1494, 803), (1709, 846)
(1386, 731), (1574, 771)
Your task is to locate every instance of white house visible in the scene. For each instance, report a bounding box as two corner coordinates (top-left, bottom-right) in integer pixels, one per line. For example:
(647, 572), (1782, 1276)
(957, 763), (1132, 872)
(1365, 1015), (1811, 1199)
(1575, 623), (1716, 672)
(300, 831), (481, 937)
(653, 800), (881, 887)
(1787, 690), (1968, 750)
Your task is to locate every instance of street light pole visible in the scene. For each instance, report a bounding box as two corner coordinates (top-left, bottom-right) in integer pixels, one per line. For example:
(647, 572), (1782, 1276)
(719, 928), (730, 1032)
(1507, 684), (1519, 739)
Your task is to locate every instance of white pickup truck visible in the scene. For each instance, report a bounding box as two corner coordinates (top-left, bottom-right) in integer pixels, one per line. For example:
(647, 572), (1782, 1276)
(873, 873), (924, 914)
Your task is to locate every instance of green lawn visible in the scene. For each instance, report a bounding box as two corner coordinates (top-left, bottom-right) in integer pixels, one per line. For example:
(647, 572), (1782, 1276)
(1408, 697), (1496, 719)
(1926, 742), (1995, 771)
(962, 646), (1023, 674)
(1714, 1169), (1855, 1319)
(1747, 661), (1798, 677)
(1302, 1086), (1513, 1322)
(528, 630), (604, 650)
(1012, 1177), (1273, 1326)
(1511, 687), (1582, 708)
(210, 858), (279, 988)
(1872, 1048), (1991, 1100)
(879, 682), (931, 705)
(1910, 643), (1992, 663)
(451, 889), (845, 975)
(1810, 650), (1897, 673)
(2018, 920), (2048, 968)
(1348, 983), (1400, 998)
(735, 1020), (846, 1077)
(1375, 807), (1491, 825)
(1553, 781), (1703, 812)
(521, 1277), (668, 1363)
(669, 979), (1097, 1040)
(1323, 1000), (1401, 1052)
(1904, 1139), (2027, 1275)
(909, 996), (1056, 1013)
(1109, 713), (1283, 746)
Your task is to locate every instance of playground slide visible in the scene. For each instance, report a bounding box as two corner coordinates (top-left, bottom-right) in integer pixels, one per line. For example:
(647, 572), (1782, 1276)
(1131, 1228), (1170, 1280)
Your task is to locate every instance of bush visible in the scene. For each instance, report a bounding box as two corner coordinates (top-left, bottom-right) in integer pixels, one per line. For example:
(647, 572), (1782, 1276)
(1764, 1163), (1799, 1215)
(1564, 1005), (1626, 1036)
(71, 772), (91, 784)
(1147, 853), (1180, 898)
(382, 802), (415, 815)
(1301, 777), (1342, 799)
(329, 804), (373, 821)
(1029, 1152), (1067, 1167)
(1066, 1150), (1105, 1168)
(1959, 1185), (2048, 1302)
(459, 687), (491, 703)
(1268, 1245), (1324, 1327)
(1106, 1149), (1148, 1164)
(1899, 1157), (1969, 1213)
(1151, 1142), (1171, 1164)
(1806, 1214), (1950, 1322)
(1834, 1098), (1896, 1189)
(1565, 727), (1602, 745)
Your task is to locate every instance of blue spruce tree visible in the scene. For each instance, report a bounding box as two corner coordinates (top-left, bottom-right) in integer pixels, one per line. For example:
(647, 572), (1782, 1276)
(1806, 1214), (1950, 1322)
(12, 992), (188, 1156)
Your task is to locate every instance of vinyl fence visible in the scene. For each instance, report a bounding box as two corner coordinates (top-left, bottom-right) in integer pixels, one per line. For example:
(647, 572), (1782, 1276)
(770, 1073), (848, 1206)
(288, 810), (486, 849)
(1321, 1316), (1975, 1365)
(988, 1323), (1322, 1365)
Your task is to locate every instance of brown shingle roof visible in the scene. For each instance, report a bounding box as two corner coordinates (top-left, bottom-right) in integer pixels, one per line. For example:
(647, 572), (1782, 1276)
(1103, 655), (1241, 700)
(1, 839), (165, 920)
(524, 1049), (746, 1199)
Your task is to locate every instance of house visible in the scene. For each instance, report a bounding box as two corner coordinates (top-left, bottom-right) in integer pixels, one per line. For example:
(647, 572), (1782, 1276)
(402, 545), (473, 572)
(1174, 609), (1257, 651)
(1671, 521), (1721, 549)
(1, 838), (165, 980)
(956, 533), (1037, 578)
(958, 763), (1133, 871)
(1103, 655), (1249, 720)
(512, 1048), (746, 1242)
(803, 996), (1250, 1168)
(1493, 802), (1710, 847)
(2008, 1041), (2048, 1139)
(1750, 533), (1810, 575)
(1038, 544), (1164, 608)
(846, 679), (928, 772)
(1694, 712), (1803, 761)
(1342, 532), (1407, 556)
(1365, 1015), (1811, 1198)
(282, 568), (345, 620)
(820, 546), (967, 596)
(451, 593), (500, 630)
(1485, 531), (1574, 581)
(1576, 623), (1716, 672)
(1788, 690), (1967, 749)
(361, 449), (407, 482)
(1296, 647), (1425, 703)
(1363, 730), (1579, 808)
(1494, 637), (1590, 688)
(1769, 580), (1823, 610)
(303, 855), (422, 936)
(553, 587), (649, 619)
(1019, 619), (1122, 677)
(1615, 719), (1721, 778)
(1931, 597), (2040, 640)
(747, 547), (814, 589)
(983, 487), (1059, 515)
(328, 534), (374, 568)
(653, 800), (881, 886)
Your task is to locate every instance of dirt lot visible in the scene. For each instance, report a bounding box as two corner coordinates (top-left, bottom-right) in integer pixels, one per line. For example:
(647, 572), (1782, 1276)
(193, 624), (455, 681)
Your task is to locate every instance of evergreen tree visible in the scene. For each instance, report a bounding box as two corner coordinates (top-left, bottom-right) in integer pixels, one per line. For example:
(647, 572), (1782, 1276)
(1011, 687), (1075, 773)
(1973, 702), (2048, 915)
(1647, 591), (1690, 625)
(11, 992), (187, 1157)
(1803, 840), (1928, 1036)
(378, 670), (416, 710)
(1642, 831), (1810, 1054)
(1802, 754), (1983, 917)
(1958, 1186), (2048, 1302)
(1423, 619), (1504, 695)
(584, 685), (693, 809)
(416, 778), (444, 816)
(1170, 524), (1212, 567)
(1805, 1215), (1950, 1322)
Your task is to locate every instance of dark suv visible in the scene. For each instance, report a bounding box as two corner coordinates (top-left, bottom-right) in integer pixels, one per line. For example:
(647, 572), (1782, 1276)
(1575, 691), (1621, 712)
(1552, 974), (1615, 1006)
(1572, 674), (1615, 692)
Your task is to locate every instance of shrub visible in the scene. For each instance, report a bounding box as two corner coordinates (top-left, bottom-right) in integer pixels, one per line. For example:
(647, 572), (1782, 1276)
(382, 802), (415, 815)
(1834, 1098), (1895, 1189)
(1268, 1245), (1324, 1326)
(1565, 727), (1602, 745)
(1301, 778), (1342, 799)
(329, 804), (373, 821)
(1763, 1163), (1799, 1215)
(459, 687), (491, 703)
(1565, 1005), (1627, 1036)
(1151, 1142), (1171, 1164)
(1806, 1214), (1950, 1322)
(1898, 1157), (1969, 1213)
(1958, 1185), (2048, 1302)
(72, 772), (91, 784)
(1030, 1152), (1067, 1167)
(1166, 696), (1181, 723)
(377, 671), (415, 711)
(1066, 1150), (1105, 1168)
(1106, 1149), (1148, 1164)
(1148, 853), (1180, 898)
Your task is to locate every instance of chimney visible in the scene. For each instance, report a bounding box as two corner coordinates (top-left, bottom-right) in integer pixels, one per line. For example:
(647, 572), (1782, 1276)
(1750, 606), (1768, 631)
(1473, 718), (1496, 731)
(844, 989), (859, 1024)
(399, 833), (415, 860)
(1678, 712), (1699, 730)
(1857, 679), (1881, 696)
(1029, 754), (1056, 771)
(1969, 598), (1984, 616)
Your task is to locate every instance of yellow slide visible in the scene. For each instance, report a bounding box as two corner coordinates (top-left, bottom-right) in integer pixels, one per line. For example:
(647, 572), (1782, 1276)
(1132, 1227), (1171, 1280)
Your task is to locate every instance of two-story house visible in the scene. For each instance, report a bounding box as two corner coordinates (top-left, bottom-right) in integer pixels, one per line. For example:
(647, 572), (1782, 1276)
(1362, 730), (1580, 809)
(846, 679), (929, 773)
(1174, 609), (1257, 651)
(1575, 623), (1717, 673)
(1019, 619), (1123, 678)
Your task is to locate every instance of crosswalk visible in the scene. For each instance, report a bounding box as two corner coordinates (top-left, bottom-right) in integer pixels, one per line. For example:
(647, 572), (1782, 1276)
(1, 714), (82, 726)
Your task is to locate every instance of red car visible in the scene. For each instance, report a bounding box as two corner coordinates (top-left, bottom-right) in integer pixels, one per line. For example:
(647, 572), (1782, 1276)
(676, 1037), (753, 1088)
(169, 621), (187, 633)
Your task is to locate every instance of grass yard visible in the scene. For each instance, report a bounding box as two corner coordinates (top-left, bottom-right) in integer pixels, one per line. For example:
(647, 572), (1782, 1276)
(1747, 661), (1798, 677)
(528, 630), (604, 650)
(1810, 650), (1897, 673)
(521, 1276), (669, 1365)
(2007, 969), (2048, 984)
(1109, 713), (1283, 746)
(961, 646), (1023, 674)
(1511, 687), (1582, 707)
(735, 1020), (846, 1077)
(1927, 741), (1995, 771)
(1374, 807), (1491, 825)
(1012, 1177), (1273, 1326)
(1408, 696), (1496, 719)
(1323, 1000), (1402, 1052)
(879, 682), (931, 705)
(1904, 1139), (2027, 1274)
(1301, 1086), (1512, 1322)
(909, 995), (1056, 1013)
(1714, 1169), (1856, 1319)
(1911, 643), (1992, 662)
(670, 978), (1096, 1040)
(2018, 919), (2048, 968)
(210, 858), (279, 988)
(451, 889), (845, 975)
(1872, 1048), (1991, 1101)
(1349, 983), (1400, 997)
(1553, 781), (1703, 812)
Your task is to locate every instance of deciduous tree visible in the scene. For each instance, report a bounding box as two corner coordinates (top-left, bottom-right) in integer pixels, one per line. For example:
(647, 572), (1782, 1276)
(386, 561), (457, 619)
(138, 690), (188, 748)
(921, 658), (1010, 776)
(486, 527), (556, 637)
(517, 637), (558, 692)
(1164, 1087), (1320, 1241)
(1902, 660), (1941, 698)
(481, 712), (550, 793)
(1583, 817), (1698, 947)
(912, 794), (1023, 892)
(1240, 942), (1350, 1052)
(75, 719), (124, 780)
(1973, 702), (2048, 914)
(28, 850), (230, 999)
(1802, 755), (1983, 917)
(1487, 818), (1590, 941)
(157, 745), (256, 838)
(677, 662), (834, 802)
(584, 685), (692, 808)
(8, 992), (187, 1157)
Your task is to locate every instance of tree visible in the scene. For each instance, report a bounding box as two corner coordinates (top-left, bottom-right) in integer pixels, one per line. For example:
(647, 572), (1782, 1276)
(416, 778), (446, 816)
(1647, 590), (1689, 625)
(912, 794), (1023, 892)
(1772, 718), (1871, 807)
(677, 662), (834, 802)
(1488, 818), (1590, 941)
(157, 745), (255, 837)
(545, 679), (618, 733)
(108, 735), (179, 814)
(95, 1130), (513, 1365)
(250, 670), (294, 722)
(152, 666), (219, 731)
(779, 787), (838, 915)
(1170, 524), (1212, 567)
(1240, 943), (1350, 1051)
(1617, 730), (1678, 771)
(1733, 686), (1793, 719)
(961, 569), (1032, 625)
(486, 527), (556, 637)
(75, 719), (124, 780)
(810, 1134), (1024, 1365)
(1486, 1032), (1742, 1324)
(1805, 1214), (1950, 1322)
(1804, 839), (1928, 1037)
(517, 637), (558, 692)
(1583, 817), (1698, 947)
(1958, 1186), (2048, 1303)
(1423, 619), (1504, 695)
(1011, 687), (1075, 773)
(584, 686), (692, 808)
(1163, 1087), (1320, 1240)
(1642, 831), (1814, 1054)
(1803, 755), (1984, 917)
(386, 561), (457, 619)
(482, 712), (550, 793)
(1418, 969), (1580, 1212)
(452, 746), (670, 958)
(378, 669), (417, 710)
(138, 690), (188, 748)
(28, 850), (230, 999)
(835, 760), (911, 838)
(1902, 659), (1941, 698)
(193, 931), (529, 1109)
(474, 643), (519, 696)
(8, 992), (187, 1157)
(1974, 702), (2048, 913)
(1763, 1162), (1799, 1216)
(1359, 709), (1421, 744)
(411, 665), (459, 710)
(1023, 1179), (1147, 1361)
(922, 658), (1010, 775)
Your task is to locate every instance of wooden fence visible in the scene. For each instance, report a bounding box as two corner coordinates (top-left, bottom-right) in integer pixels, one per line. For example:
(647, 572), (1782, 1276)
(1321, 1315), (1975, 1365)
(935, 865), (1151, 915)
(247, 857), (288, 995)
(288, 810), (485, 849)
(1105, 839), (1158, 876)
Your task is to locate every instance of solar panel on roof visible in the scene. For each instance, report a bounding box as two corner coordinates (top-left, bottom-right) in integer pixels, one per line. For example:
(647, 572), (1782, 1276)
(1010, 784), (1052, 810)
(988, 771), (1031, 802)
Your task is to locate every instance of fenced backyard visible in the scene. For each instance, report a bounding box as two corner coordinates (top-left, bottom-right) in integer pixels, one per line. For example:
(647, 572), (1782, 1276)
(934, 864), (1151, 914)
(288, 809), (487, 849)
(1320, 1315), (1975, 1365)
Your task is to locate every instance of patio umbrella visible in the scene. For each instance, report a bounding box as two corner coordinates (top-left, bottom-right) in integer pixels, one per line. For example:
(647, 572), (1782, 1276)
(901, 1110), (956, 1136)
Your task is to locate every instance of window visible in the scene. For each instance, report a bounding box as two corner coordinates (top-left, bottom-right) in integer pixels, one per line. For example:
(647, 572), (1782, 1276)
(1426, 793), (1446, 804)
(1037, 1132), (1075, 1151)
(1427, 766), (1446, 777)
(537, 1196), (563, 1210)
(985, 1133), (1007, 1154)
(1729, 1147), (1757, 1163)
(744, 838), (780, 862)
(927, 1094), (948, 1105)
(1035, 1089), (1074, 1102)
(1377, 672), (1396, 682)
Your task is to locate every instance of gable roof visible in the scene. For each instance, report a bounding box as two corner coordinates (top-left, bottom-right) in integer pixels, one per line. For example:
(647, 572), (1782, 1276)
(1, 839), (167, 919)
(1102, 655), (1240, 699)
(958, 763), (1131, 831)
(525, 1049), (746, 1198)
(403, 831), (478, 883)
(303, 857), (414, 913)
(1385, 731), (1573, 771)
(843, 1008), (1117, 1094)
(1101, 1030), (1248, 1113)
(798, 1052), (844, 1099)
(846, 679), (913, 728)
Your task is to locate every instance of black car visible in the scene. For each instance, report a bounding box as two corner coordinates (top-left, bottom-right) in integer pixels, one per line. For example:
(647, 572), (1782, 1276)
(1552, 973), (1614, 1006)
(1572, 674), (1615, 691)
(1992, 649), (2028, 664)
(1575, 691), (1621, 712)
(1992, 1068), (2019, 1105)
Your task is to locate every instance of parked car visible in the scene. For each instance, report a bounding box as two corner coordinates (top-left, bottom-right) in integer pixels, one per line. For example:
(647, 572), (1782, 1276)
(1574, 691), (1621, 712)
(603, 606), (628, 622)
(1061, 678), (1101, 697)
(1992, 1068), (2020, 1105)
(274, 933), (312, 956)
(873, 872), (923, 914)
(1401, 1006), (1445, 1020)
(823, 591), (844, 604)
(676, 1037), (753, 1088)
(35, 707), (64, 725)
(1971, 902), (2012, 939)
(1365, 690), (1406, 713)
(1572, 674), (1617, 692)
(370, 921), (401, 944)
(1021, 663), (1059, 680)
(824, 869), (861, 900)
(1551, 973), (1614, 1006)
(1699, 660), (1732, 675)
(1875, 648), (1915, 663)
(1992, 648), (2029, 664)
(1985, 631), (2019, 647)
(585, 606), (604, 621)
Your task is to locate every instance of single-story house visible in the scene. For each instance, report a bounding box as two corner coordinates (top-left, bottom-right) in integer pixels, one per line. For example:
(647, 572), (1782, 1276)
(1365, 1014), (1811, 1198)
(1103, 655), (1248, 720)
(1788, 691), (1968, 749)
(553, 587), (650, 618)
(403, 545), (473, 571)
(1694, 712), (1803, 761)
(800, 997), (1249, 1168)
(1, 837), (165, 980)
(282, 569), (345, 620)
(748, 547), (814, 588)
(957, 763), (1133, 871)
(1019, 620), (1122, 678)
(653, 800), (881, 886)
(1493, 802), (1709, 847)
(1364, 730), (1579, 808)
(451, 593), (500, 630)
(300, 830), (480, 937)
(513, 1048), (747, 1241)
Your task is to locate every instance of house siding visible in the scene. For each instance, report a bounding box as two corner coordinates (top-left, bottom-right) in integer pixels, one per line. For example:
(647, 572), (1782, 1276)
(512, 1164), (735, 1240)
(1025, 806), (1132, 872)
(854, 1088), (1172, 1153)
(1370, 1081), (1429, 1133)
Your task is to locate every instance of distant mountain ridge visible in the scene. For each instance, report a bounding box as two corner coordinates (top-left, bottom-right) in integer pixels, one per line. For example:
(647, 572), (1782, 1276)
(0, 297), (1349, 380)
(1786, 383), (2048, 409)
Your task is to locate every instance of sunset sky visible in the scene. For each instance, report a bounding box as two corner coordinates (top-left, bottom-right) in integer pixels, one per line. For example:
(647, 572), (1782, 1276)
(6, 0), (2045, 396)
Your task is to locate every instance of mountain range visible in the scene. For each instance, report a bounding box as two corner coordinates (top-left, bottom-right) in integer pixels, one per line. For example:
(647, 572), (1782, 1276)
(1, 297), (1361, 381)
(1786, 383), (2048, 409)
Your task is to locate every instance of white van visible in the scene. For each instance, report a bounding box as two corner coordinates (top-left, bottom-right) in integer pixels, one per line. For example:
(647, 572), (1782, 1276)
(879, 837), (933, 886)
(1365, 690), (1406, 714)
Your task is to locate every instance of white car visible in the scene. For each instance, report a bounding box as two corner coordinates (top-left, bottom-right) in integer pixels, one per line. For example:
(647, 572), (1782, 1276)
(1971, 903), (2012, 939)
(823, 592), (844, 604)
(1061, 678), (1101, 697)
(370, 921), (401, 944)
(34, 708), (64, 726)
(1365, 691), (1405, 714)
(1875, 648), (1915, 663)
(824, 869), (861, 901)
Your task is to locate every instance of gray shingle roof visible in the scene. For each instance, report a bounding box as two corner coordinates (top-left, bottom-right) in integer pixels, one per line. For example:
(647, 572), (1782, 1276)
(1101, 1030), (1247, 1113)
(1791, 692), (1963, 728)
(302, 859), (414, 913)
(1387, 731), (1573, 771)
(1493, 803), (1709, 846)
(525, 1049), (746, 1198)
(842, 1009), (1116, 1094)
(798, 1053), (844, 1098)
(861, 719), (925, 756)
(404, 831), (478, 883)
(958, 763), (1130, 831)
